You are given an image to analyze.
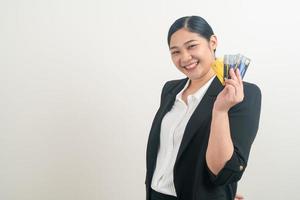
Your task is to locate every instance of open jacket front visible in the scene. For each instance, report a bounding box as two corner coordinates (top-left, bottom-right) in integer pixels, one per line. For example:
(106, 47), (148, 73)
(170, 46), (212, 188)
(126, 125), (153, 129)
(145, 76), (262, 200)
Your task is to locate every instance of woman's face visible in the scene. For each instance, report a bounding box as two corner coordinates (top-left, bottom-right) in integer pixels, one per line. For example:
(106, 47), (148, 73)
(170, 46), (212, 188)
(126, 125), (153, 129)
(169, 28), (217, 81)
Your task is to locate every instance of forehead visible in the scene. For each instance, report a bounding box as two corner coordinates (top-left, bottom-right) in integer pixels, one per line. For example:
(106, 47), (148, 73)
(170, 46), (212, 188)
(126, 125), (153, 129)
(170, 28), (206, 47)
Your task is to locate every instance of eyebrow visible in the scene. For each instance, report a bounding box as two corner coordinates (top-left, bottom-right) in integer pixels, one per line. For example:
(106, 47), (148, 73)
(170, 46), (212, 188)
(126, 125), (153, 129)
(169, 39), (198, 50)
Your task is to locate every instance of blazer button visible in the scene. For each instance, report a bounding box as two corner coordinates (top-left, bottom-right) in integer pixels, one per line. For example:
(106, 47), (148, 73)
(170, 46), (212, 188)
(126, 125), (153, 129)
(239, 165), (244, 171)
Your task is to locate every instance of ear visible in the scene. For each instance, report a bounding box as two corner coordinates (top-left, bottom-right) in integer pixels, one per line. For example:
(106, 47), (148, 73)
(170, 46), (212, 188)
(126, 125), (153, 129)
(209, 35), (218, 51)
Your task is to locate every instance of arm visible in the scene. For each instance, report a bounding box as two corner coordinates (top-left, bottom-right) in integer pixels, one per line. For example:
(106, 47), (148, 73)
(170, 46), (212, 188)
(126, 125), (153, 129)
(206, 108), (234, 175)
(206, 68), (262, 186)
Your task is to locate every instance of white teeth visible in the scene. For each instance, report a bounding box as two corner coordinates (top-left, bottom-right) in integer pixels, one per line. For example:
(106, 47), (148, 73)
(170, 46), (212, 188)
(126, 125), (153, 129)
(185, 61), (198, 69)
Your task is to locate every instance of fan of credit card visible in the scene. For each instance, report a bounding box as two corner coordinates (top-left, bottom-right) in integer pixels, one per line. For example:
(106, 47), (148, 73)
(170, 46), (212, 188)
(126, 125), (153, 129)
(211, 54), (250, 85)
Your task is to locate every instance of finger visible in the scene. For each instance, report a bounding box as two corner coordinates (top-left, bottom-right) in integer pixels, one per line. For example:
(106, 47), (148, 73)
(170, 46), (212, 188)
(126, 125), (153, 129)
(235, 193), (244, 198)
(223, 84), (236, 100)
(235, 69), (244, 91)
(235, 68), (243, 84)
(225, 78), (239, 89)
(224, 78), (242, 97)
(235, 198), (244, 200)
(229, 68), (238, 81)
(234, 198), (244, 200)
(225, 78), (244, 92)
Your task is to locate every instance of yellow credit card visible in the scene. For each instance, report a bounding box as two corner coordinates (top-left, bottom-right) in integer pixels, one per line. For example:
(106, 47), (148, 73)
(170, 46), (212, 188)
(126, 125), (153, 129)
(211, 58), (224, 85)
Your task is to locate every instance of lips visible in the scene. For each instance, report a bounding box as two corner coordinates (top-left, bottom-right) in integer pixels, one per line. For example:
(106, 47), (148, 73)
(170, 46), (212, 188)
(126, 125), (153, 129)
(183, 61), (199, 70)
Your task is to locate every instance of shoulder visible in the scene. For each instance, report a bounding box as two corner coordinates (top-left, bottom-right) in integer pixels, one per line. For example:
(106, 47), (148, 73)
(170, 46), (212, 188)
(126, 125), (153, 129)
(243, 81), (262, 99)
(161, 77), (187, 93)
(164, 77), (186, 87)
(230, 81), (262, 113)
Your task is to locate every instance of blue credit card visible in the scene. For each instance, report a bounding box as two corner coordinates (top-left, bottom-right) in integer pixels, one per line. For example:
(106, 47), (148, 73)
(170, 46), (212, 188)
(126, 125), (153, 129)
(224, 54), (250, 79)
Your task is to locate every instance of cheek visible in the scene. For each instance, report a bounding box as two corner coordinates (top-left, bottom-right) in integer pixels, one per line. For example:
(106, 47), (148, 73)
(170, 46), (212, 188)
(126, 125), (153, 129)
(198, 50), (213, 62)
(172, 57), (180, 65)
(196, 45), (211, 55)
(191, 49), (206, 60)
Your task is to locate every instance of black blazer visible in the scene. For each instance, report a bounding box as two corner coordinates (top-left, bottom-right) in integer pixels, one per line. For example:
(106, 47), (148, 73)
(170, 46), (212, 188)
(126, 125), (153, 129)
(145, 76), (262, 200)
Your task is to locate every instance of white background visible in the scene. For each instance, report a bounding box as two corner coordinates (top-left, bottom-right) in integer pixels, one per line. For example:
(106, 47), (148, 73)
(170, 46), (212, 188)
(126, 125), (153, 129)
(1, 0), (299, 199)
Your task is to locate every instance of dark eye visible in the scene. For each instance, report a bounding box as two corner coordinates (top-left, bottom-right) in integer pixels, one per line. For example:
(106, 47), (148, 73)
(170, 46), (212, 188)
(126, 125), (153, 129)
(188, 44), (197, 49)
(171, 51), (179, 55)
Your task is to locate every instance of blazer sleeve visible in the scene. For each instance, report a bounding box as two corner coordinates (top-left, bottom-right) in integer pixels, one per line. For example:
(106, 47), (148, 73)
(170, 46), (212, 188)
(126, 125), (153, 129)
(206, 83), (262, 186)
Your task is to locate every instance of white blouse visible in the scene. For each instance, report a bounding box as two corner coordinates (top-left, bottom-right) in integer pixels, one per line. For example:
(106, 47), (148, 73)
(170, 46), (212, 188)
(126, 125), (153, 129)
(151, 75), (216, 196)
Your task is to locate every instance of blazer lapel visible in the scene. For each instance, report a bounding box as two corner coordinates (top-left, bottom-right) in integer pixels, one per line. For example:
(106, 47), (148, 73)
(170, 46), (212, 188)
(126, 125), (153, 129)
(148, 76), (223, 174)
(148, 78), (188, 173)
(175, 76), (224, 164)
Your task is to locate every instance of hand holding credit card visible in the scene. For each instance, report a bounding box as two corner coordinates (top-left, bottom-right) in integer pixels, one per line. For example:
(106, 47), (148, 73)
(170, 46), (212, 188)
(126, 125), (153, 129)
(211, 54), (250, 85)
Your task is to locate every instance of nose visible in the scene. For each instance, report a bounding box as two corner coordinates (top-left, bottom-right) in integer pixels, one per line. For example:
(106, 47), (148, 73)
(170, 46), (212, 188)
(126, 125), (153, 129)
(180, 50), (192, 65)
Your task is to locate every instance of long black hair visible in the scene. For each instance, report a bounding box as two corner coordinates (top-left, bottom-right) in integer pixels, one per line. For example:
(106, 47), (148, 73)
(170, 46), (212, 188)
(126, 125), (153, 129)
(167, 16), (216, 53)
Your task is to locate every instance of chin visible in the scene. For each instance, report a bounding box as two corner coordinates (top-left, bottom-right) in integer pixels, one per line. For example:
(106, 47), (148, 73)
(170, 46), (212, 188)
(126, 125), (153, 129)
(189, 71), (211, 80)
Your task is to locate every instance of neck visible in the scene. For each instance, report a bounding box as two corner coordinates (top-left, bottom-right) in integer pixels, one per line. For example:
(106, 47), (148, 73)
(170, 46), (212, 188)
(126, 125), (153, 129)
(189, 69), (215, 90)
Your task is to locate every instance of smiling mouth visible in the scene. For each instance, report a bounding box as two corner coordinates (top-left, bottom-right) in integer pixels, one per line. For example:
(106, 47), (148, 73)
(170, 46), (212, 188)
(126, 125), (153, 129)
(183, 61), (199, 70)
